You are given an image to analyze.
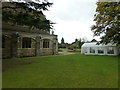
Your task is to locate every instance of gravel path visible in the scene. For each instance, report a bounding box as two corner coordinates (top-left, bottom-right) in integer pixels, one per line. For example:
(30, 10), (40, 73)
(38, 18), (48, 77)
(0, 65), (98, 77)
(58, 51), (76, 55)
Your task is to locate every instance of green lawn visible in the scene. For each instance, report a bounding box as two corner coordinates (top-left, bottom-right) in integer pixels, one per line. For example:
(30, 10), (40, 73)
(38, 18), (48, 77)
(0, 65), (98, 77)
(2, 53), (118, 88)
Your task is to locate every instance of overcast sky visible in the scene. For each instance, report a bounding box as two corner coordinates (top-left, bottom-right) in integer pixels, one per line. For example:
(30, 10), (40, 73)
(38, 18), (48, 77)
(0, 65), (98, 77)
(43, 0), (100, 43)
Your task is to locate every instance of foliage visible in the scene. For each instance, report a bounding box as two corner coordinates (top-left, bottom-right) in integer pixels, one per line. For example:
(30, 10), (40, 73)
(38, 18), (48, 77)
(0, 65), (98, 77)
(58, 43), (68, 49)
(91, 2), (120, 45)
(78, 38), (84, 48)
(70, 38), (85, 49)
(58, 48), (68, 52)
(69, 44), (76, 50)
(59, 38), (87, 50)
(2, 0), (54, 31)
(3, 54), (118, 88)
(75, 39), (78, 42)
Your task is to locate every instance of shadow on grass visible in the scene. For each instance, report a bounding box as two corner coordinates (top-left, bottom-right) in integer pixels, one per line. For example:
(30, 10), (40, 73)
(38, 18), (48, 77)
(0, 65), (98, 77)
(2, 59), (37, 72)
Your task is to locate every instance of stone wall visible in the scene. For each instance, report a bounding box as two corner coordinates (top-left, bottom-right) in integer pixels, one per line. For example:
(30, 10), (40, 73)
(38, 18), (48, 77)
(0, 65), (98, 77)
(2, 28), (58, 58)
(2, 35), (12, 58)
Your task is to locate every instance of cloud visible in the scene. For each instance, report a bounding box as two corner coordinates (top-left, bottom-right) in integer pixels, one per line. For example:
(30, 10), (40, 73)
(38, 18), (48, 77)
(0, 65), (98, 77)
(43, 0), (100, 43)
(53, 1), (96, 22)
(53, 18), (96, 43)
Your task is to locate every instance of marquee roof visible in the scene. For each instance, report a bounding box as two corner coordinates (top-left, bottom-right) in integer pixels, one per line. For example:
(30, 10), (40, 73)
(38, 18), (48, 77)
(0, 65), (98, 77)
(82, 42), (116, 47)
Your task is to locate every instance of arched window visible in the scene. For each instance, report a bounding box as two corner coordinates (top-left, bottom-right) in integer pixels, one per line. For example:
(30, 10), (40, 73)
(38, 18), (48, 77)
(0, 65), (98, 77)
(43, 39), (50, 48)
(22, 37), (31, 48)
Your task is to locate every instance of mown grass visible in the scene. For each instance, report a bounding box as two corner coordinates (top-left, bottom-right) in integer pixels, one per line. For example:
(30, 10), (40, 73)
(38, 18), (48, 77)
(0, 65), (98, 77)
(2, 54), (118, 88)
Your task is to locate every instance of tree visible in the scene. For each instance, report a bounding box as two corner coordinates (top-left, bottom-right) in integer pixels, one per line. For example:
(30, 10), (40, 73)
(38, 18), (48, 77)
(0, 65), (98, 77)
(69, 44), (75, 50)
(74, 39), (79, 49)
(2, 0), (54, 31)
(75, 39), (78, 42)
(81, 37), (88, 43)
(91, 2), (120, 45)
(78, 38), (86, 49)
(61, 37), (65, 44)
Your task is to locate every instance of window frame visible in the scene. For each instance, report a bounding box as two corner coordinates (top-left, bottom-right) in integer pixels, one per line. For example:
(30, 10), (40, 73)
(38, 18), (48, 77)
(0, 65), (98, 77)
(22, 37), (31, 48)
(43, 39), (50, 48)
(90, 47), (95, 53)
(98, 47), (104, 54)
(107, 47), (114, 54)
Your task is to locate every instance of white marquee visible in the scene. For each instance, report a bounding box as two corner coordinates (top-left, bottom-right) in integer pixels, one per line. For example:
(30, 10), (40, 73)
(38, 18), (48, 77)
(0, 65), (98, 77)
(81, 42), (120, 55)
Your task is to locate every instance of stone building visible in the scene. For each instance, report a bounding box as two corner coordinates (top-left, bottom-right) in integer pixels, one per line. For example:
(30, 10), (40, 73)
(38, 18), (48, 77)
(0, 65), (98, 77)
(2, 2), (58, 58)
(2, 23), (58, 58)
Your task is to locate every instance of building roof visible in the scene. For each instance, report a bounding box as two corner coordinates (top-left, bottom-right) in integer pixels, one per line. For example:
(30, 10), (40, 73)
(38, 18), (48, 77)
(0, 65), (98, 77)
(91, 39), (97, 42)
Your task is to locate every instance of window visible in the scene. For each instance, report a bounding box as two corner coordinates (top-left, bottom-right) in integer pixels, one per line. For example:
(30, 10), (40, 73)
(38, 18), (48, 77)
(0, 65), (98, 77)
(22, 37), (31, 48)
(43, 39), (49, 48)
(2, 36), (5, 48)
(98, 47), (104, 54)
(90, 47), (95, 53)
(83, 47), (87, 53)
(107, 47), (114, 54)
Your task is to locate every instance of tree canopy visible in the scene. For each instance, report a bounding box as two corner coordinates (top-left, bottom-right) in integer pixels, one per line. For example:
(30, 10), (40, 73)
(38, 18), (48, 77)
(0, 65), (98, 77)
(61, 37), (65, 44)
(91, 2), (120, 46)
(2, 0), (54, 32)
